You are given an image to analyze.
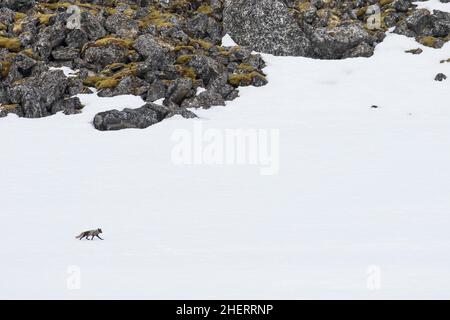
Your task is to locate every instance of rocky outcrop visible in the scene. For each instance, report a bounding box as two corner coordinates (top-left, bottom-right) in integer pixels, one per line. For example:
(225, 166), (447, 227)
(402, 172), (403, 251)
(223, 0), (380, 58)
(224, 0), (448, 59)
(7, 69), (70, 118)
(309, 24), (376, 59)
(394, 9), (450, 48)
(0, 0), (268, 129)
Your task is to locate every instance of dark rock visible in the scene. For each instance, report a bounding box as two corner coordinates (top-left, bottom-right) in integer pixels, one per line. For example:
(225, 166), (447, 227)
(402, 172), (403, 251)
(65, 29), (89, 49)
(33, 19), (67, 60)
(146, 79), (167, 102)
(164, 78), (195, 107)
(393, 0), (411, 13)
(0, 7), (15, 25)
(207, 74), (236, 100)
(51, 97), (84, 115)
(406, 10), (431, 35)
(0, 0), (35, 12)
(93, 103), (170, 131)
(97, 76), (149, 97)
(310, 24), (375, 59)
(67, 77), (85, 96)
(405, 48), (423, 54)
(81, 11), (107, 41)
(8, 69), (68, 118)
(185, 13), (224, 44)
(187, 55), (223, 86)
(167, 108), (198, 119)
(52, 48), (80, 61)
(83, 44), (129, 68)
(13, 53), (37, 77)
(394, 9), (450, 47)
(435, 73), (447, 81)
(181, 90), (225, 109)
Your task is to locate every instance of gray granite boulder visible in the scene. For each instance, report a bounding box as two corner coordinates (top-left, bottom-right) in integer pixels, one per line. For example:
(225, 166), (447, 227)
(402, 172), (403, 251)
(223, 0), (311, 56)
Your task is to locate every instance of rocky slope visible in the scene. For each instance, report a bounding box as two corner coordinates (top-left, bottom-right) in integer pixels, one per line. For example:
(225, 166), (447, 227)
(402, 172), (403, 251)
(0, 0), (448, 130)
(224, 0), (450, 57)
(0, 0), (267, 129)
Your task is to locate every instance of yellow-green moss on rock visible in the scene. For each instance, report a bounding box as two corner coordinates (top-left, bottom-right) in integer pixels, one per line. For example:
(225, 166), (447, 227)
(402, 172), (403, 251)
(228, 72), (266, 87)
(0, 37), (21, 51)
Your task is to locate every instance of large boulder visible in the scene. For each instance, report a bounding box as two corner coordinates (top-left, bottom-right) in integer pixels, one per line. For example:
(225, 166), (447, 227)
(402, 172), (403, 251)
(223, 0), (311, 56)
(83, 44), (129, 68)
(223, 0), (379, 59)
(309, 24), (376, 59)
(93, 103), (170, 131)
(7, 69), (68, 118)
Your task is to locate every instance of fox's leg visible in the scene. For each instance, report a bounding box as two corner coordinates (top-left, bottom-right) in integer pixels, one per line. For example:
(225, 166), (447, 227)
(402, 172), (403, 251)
(96, 235), (104, 240)
(79, 234), (85, 240)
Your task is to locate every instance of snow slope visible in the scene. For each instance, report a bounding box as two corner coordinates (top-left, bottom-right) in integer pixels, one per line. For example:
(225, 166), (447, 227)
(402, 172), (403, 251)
(414, 0), (450, 12)
(1, 27), (450, 298)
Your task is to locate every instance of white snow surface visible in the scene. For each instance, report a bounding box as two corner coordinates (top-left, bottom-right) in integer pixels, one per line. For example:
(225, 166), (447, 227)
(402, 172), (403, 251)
(1, 32), (450, 299)
(413, 0), (450, 12)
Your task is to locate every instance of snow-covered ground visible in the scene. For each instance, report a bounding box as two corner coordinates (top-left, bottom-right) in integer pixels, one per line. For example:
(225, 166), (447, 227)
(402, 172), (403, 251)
(1, 12), (450, 298)
(414, 0), (450, 12)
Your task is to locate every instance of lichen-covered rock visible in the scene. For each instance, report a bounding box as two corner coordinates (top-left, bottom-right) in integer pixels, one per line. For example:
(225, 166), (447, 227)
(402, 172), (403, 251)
(51, 97), (84, 115)
(164, 78), (195, 107)
(52, 48), (80, 61)
(224, 0), (445, 59)
(7, 69), (68, 118)
(105, 14), (139, 39)
(0, 0), (269, 128)
(394, 9), (450, 48)
(81, 11), (107, 41)
(223, 0), (311, 56)
(93, 103), (170, 131)
(310, 24), (376, 59)
(186, 13), (224, 44)
(187, 54), (224, 86)
(181, 89), (226, 109)
(0, 0), (35, 12)
(33, 18), (67, 61)
(83, 44), (129, 68)
(133, 34), (168, 60)
(145, 79), (167, 102)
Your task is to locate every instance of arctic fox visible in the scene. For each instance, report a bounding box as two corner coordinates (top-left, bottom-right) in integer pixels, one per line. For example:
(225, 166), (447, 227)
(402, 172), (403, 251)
(76, 228), (103, 240)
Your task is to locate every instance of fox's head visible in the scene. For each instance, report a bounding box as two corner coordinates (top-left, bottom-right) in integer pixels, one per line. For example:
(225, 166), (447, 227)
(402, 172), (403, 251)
(98, 228), (103, 233)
